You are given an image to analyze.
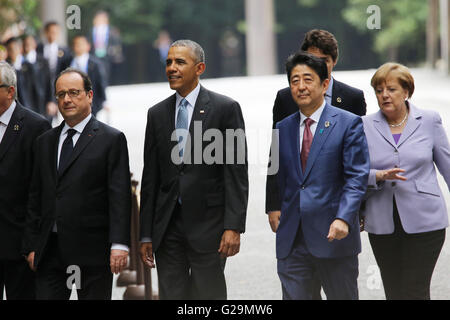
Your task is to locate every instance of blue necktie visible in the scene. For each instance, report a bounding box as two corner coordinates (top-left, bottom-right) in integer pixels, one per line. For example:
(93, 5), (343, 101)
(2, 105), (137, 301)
(176, 99), (189, 158)
(59, 128), (77, 173)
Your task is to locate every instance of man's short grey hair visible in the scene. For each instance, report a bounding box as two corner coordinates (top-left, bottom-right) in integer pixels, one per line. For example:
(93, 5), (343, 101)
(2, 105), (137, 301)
(171, 39), (205, 64)
(0, 62), (17, 100)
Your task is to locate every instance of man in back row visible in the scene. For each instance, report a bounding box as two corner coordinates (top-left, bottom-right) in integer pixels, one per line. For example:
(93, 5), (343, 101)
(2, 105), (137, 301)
(266, 29), (367, 299)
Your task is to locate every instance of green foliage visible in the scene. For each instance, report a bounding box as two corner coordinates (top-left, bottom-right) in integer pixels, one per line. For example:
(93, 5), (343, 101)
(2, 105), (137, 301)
(0, 0), (40, 35)
(342, 0), (428, 55)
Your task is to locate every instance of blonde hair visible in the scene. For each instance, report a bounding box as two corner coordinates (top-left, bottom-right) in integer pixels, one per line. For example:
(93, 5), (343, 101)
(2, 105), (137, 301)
(371, 62), (415, 98)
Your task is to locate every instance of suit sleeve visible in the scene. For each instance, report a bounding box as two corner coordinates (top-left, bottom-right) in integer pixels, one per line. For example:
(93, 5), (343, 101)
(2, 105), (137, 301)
(357, 90), (367, 116)
(22, 138), (43, 255)
(265, 91), (283, 213)
(139, 109), (160, 240)
(336, 117), (370, 229)
(432, 112), (450, 190)
(223, 101), (249, 233)
(107, 132), (132, 246)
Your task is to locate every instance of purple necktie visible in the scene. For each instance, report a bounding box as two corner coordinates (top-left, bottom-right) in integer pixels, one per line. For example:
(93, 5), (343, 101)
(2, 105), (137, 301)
(301, 118), (314, 173)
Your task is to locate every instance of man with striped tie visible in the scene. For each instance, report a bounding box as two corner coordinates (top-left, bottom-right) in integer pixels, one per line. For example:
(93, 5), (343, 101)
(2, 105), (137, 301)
(139, 40), (248, 300)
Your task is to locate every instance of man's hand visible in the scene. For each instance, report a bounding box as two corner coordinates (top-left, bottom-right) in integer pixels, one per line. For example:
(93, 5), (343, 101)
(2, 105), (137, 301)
(26, 252), (36, 272)
(268, 211), (281, 233)
(140, 242), (155, 268)
(327, 219), (349, 242)
(218, 230), (240, 258)
(110, 249), (128, 274)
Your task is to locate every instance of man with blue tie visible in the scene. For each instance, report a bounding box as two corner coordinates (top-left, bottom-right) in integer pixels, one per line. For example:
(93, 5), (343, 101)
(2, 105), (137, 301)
(139, 40), (248, 300)
(274, 51), (369, 300)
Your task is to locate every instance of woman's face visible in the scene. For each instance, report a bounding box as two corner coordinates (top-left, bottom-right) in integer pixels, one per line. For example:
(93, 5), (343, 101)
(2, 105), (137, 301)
(375, 75), (409, 118)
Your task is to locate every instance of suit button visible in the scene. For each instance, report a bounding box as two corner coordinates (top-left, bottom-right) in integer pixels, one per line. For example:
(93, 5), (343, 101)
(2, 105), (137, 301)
(394, 165), (398, 168)
(301, 185), (305, 190)
(180, 171), (184, 176)
(392, 182), (396, 187)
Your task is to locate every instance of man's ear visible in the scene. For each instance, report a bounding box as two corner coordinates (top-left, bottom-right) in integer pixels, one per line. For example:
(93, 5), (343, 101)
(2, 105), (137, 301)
(322, 78), (330, 94)
(196, 62), (206, 76)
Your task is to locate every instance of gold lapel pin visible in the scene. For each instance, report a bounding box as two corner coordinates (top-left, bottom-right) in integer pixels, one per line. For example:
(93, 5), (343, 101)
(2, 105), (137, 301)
(337, 97), (342, 103)
(14, 124), (20, 131)
(325, 121), (330, 128)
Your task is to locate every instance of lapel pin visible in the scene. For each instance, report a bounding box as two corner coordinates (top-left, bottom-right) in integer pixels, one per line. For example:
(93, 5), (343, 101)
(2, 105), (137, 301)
(319, 129), (324, 134)
(14, 124), (20, 131)
(325, 121), (330, 128)
(337, 97), (342, 103)
(200, 109), (205, 114)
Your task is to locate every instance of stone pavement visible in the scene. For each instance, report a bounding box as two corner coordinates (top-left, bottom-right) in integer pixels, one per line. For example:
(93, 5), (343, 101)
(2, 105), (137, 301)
(100, 68), (450, 300)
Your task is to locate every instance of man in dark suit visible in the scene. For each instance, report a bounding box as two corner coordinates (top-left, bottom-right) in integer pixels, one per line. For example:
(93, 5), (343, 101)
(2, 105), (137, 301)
(23, 68), (131, 300)
(22, 35), (53, 119)
(37, 21), (72, 121)
(90, 11), (124, 85)
(0, 62), (51, 300)
(139, 40), (248, 300)
(266, 29), (367, 299)
(275, 52), (369, 299)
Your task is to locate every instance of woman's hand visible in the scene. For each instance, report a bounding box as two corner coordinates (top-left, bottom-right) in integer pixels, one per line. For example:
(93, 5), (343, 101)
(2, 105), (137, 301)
(375, 168), (407, 182)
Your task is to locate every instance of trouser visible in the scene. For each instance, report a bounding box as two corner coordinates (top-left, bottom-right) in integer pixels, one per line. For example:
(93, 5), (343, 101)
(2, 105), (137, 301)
(155, 204), (227, 300)
(369, 199), (445, 300)
(277, 227), (359, 300)
(0, 258), (36, 300)
(35, 233), (113, 300)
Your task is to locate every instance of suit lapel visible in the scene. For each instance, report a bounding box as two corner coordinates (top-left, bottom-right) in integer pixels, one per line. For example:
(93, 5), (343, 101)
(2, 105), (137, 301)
(331, 78), (343, 107)
(289, 112), (303, 181)
(396, 104), (421, 148)
(302, 104), (337, 180)
(373, 110), (396, 149)
(0, 102), (24, 162)
(58, 116), (98, 178)
(51, 123), (64, 183)
(181, 86), (211, 169)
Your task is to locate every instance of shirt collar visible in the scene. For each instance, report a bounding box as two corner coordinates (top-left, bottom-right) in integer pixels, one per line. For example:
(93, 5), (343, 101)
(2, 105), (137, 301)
(325, 76), (333, 98)
(25, 50), (37, 64)
(176, 83), (201, 108)
(62, 113), (92, 136)
(0, 100), (16, 126)
(300, 99), (326, 125)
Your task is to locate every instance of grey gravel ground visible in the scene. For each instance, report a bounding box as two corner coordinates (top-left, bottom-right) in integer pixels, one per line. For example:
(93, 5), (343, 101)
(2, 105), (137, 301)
(65, 68), (450, 300)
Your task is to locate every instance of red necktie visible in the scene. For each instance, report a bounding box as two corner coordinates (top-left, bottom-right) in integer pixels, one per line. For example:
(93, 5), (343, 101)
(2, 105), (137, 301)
(301, 118), (314, 173)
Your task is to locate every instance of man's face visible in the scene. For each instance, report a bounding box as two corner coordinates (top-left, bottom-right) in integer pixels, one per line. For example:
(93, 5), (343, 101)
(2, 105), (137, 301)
(55, 72), (92, 126)
(0, 81), (15, 115)
(72, 37), (90, 56)
(289, 64), (329, 110)
(166, 46), (205, 97)
(306, 47), (336, 80)
(23, 36), (37, 55)
(46, 25), (60, 43)
(6, 42), (21, 61)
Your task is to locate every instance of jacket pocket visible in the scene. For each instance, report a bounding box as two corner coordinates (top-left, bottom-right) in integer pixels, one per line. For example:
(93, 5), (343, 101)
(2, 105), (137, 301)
(415, 180), (441, 197)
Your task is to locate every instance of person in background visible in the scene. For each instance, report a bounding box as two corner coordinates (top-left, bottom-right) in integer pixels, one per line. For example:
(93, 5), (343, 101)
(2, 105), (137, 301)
(91, 11), (124, 85)
(70, 35), (107, 117)
(361, 62), (450, 300)
(0, 44), (7, 62)
(22, 35), (53, 119)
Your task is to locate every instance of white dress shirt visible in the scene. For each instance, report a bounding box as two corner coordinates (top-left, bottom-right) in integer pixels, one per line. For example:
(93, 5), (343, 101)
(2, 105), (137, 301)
(43, 42), (58, 71)
(299, 100), (326, 153)
(325, 76), (333, 105)
(25, 50), (37, 64)
(55, 113), (128, 252)
(0, 101), (16, 144)
(71, 53), (89, 73)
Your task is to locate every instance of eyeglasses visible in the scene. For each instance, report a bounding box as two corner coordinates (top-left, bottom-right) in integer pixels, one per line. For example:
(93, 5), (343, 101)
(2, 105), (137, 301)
(0, 84), (10, 89)
(55, 89), (86, 100)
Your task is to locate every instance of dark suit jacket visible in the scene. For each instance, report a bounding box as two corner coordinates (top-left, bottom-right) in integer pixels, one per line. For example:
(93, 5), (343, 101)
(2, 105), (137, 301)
(139, 86), (249, 253)
(23, 116), (131, 267)
(18, 55), (53, 116)
(0, 102), (51, 260)
(37, 43), (72, 77)
(266, 78), (367, 212)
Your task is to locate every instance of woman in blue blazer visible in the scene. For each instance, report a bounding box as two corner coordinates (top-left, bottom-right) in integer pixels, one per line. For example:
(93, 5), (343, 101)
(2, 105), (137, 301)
(362, 62), (450, 300)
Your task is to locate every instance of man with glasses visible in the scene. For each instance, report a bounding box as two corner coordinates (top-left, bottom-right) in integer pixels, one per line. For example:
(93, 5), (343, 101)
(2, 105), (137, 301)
(0, 62), (50, 300)
(23, 68), (131, 300)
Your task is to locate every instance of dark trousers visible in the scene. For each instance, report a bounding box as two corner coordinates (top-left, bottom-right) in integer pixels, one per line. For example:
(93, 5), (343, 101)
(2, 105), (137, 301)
(35, 233), (113, 300)
(369, 200), (445, 300)
(277, 228), (359, 300)
(0, 258), (36, 300)
(155, 205), (227, 300)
